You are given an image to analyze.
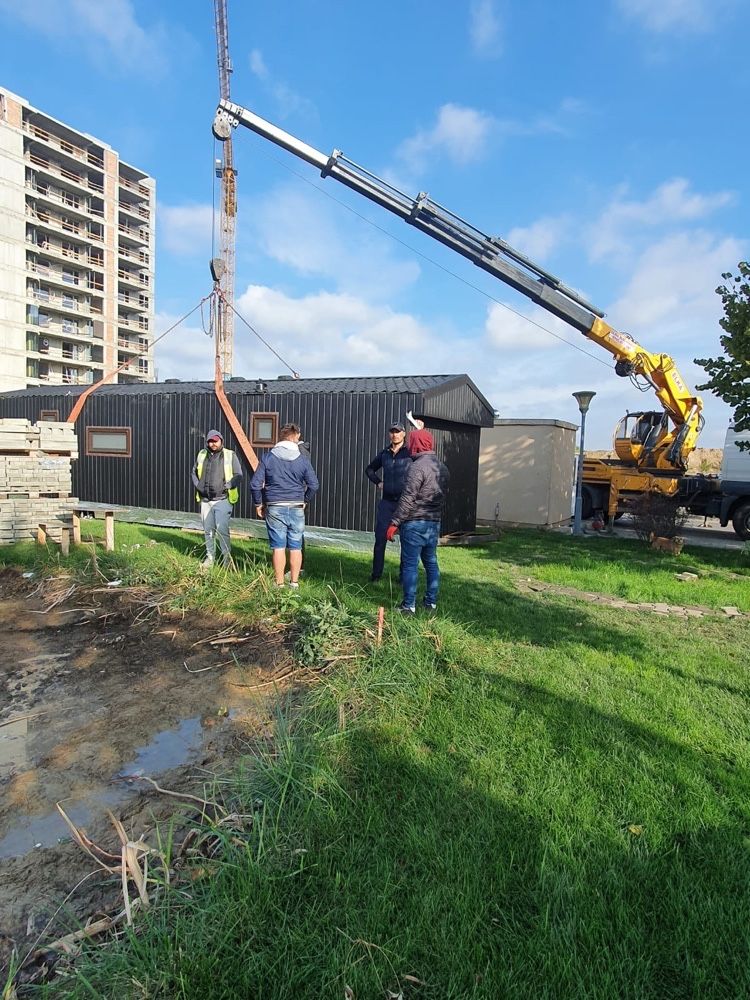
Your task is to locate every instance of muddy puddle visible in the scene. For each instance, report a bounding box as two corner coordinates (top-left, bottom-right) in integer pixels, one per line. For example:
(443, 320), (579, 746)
(0, 567), (294, 973)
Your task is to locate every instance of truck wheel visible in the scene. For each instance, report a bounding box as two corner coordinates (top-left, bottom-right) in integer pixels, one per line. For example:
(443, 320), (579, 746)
(732, 501), (750, 540)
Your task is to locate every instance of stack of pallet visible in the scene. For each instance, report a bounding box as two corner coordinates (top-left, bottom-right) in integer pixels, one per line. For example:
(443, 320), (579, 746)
(0, 419), (80, 545)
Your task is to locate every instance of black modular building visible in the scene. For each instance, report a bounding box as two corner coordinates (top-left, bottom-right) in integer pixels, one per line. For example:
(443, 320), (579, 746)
(0, 375), (494, 533)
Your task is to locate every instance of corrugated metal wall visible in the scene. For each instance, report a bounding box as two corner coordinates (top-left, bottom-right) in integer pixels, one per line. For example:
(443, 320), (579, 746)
(422, 379), (494, 427)
(0, 389), (479, 532)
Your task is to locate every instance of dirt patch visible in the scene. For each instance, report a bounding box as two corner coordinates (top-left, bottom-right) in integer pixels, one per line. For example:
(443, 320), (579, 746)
(587, 447), (723, 475)
(0, 568), (295, 977)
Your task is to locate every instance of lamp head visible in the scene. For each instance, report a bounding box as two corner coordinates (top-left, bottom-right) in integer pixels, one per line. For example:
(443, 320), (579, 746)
(573, 390), (596, 414)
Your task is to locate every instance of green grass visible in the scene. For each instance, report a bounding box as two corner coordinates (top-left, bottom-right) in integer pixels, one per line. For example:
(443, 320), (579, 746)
(3, 525), (750, 999)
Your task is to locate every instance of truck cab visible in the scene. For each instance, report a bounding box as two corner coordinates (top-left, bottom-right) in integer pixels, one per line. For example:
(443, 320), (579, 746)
(717, 428), (750, 539)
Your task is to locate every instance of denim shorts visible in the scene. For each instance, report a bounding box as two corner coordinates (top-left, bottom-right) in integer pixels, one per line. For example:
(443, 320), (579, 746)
(266, 504), (305, 550)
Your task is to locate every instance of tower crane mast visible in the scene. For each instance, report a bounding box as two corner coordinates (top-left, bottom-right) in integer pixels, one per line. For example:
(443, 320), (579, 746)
(213, 0), (236, 378)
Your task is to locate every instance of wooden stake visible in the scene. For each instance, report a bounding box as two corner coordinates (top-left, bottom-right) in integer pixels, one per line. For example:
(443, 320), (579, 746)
(60, 526), (70, 557)
(72, 511), (81, 544)
(104, 511), (115, 552)
(376, 606), (384, 646)
(37, 523), (47, 545)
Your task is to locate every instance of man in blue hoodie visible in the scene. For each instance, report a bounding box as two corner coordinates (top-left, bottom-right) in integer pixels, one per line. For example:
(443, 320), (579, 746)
(191, 429), (243, 569)
(250, 423), (319, 588)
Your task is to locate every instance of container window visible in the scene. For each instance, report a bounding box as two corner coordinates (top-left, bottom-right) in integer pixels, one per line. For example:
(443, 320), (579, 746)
(250, 412), (278, 447)
(40, 410), (59, 421)
(86, 426), (132, 457)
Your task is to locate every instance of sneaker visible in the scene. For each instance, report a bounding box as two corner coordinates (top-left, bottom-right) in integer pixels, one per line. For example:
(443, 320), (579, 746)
(200, 558), (214, 570)
(369, 575), (381, 583)
(422, 602), (437, 612)
(396, 604), (416, 616)
(287, 581), (300, 590)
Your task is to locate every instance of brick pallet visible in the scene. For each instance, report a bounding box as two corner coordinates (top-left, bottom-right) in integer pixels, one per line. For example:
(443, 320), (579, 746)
(0, 419), (80, 546)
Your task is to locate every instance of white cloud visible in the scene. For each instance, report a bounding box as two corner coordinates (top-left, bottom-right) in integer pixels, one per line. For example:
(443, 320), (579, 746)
(590, 178), (733, 261)
(397, 104), (495, 173)
(234, 286), (432, 374)
(616, 0), (722, 33)
(249, 48), (317, 121)
(393, 98), (589, 180)
(469, 0), (504, 57)
(485, 302), (574, 352)
(0, 0), (173, 74)
(248, 184), (420, 300)
(607, 230), (745, 338)
(506, 215), (569, 261)
(158, 203), (214, 257)
(153, 313), (215, 381)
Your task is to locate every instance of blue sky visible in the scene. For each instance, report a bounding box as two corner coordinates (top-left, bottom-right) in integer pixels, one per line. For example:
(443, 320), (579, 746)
(1, 0), (748, 446)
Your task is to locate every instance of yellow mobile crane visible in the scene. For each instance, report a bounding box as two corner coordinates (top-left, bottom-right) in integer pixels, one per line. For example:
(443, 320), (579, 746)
(212, 100), (706, 524)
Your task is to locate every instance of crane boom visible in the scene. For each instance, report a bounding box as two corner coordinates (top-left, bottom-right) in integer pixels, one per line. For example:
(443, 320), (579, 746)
(213, 99), (703, 470)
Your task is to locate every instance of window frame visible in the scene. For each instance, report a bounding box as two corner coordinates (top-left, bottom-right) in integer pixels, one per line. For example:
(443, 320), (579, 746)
(85, 425), (132, 458)
(250, 412), (278, 448)
(39, 409), (59, 422)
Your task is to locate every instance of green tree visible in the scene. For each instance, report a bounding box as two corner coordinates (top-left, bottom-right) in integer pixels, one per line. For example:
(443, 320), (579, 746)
(695, 261), (750, 449)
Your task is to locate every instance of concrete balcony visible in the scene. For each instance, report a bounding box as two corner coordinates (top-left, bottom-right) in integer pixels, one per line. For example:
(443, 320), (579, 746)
(118, 244), (150, 267)
(23, 119), (105, 170)
(117, 267), (150, 290)
(33, 315), (95, 340)
(117, 315), (150, 332)
(117, 337), (142, 355)
(25, 150), (104, 196)
(119, 198), (150, 224)
(118, 174), (150, 200)
(118, 221), (150, 247)
(27, 207), (105, 251)
(28, 288), (94, 320)
(30, 237), (105, 272)
(117, 292), (149, 312)
(25, 180), (104, 222)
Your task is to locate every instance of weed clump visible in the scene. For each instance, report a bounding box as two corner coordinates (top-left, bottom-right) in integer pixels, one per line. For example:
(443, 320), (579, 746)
(630, 493), (688, 541)
(292, 600), (357, 668)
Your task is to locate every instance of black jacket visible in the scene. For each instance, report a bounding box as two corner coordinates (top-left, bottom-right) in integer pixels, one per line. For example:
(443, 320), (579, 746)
(365, 445), (412, 501)
(192, 447), (243, 500)
(391, 451), (449, 525)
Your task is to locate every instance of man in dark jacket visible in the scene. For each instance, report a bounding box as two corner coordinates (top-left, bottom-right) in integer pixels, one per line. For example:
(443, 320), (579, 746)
(250, 423), (319, 588)
(386, 429), (449, 614)
(191, 429), (243, 568)
(365, 421), (412, 582)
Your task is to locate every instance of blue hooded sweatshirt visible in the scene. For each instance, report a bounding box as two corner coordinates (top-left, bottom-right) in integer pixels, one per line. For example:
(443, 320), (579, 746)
(250, 440), (319, 505)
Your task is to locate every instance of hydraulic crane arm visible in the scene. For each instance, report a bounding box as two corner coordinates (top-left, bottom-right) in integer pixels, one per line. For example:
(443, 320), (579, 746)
(213, 99), (703, 470)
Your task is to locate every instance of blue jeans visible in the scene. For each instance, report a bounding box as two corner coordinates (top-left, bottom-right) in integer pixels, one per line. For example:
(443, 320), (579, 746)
(399, 519), (440, 609)
(372, 498), (402, 580)
(266, 504), (305, 550)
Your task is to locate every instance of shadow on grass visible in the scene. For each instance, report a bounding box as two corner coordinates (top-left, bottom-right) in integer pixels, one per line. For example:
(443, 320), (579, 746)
(276, 542), (652, 660)
(69, 697), (750, 999)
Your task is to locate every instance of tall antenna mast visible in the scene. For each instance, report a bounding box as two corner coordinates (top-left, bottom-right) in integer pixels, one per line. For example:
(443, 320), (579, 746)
(214, 0), (235, 378)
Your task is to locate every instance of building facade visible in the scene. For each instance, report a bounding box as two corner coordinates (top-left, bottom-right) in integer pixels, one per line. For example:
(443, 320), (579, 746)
(0, 375), (496, 534)
(0, 87), (155, 392)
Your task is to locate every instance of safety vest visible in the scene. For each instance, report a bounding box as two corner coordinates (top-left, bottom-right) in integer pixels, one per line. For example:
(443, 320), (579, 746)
(195, 447), (239, 505)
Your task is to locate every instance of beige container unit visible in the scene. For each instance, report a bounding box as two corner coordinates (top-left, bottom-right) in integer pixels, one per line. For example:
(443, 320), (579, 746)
(477, 419), (577, 528)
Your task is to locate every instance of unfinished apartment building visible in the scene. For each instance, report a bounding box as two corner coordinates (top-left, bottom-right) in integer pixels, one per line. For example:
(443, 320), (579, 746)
(0, 87), (155, 393)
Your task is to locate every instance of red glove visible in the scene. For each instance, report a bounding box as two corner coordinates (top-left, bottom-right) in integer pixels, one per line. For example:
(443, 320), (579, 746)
(386, 524), (398, 542)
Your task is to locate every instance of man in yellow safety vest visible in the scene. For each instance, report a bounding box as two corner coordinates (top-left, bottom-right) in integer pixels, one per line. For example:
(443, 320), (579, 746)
(191, 429), (243, 568)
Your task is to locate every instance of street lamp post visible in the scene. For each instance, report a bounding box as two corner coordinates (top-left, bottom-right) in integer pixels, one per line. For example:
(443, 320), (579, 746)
(572, 390), (596, 536)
